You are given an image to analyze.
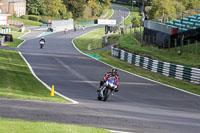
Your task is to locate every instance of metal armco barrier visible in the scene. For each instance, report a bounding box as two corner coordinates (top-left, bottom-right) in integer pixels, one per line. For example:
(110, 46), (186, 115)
(111, 46), (200, 84)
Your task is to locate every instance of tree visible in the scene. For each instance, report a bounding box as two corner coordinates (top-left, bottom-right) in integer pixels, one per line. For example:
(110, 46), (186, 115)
(63, 0), (87, 20)
(147, 0), (176, 20)
(172, 1), (185, 13)
(44, 0), (72, 19)
(174, 0), (200, 10)
(89, 0), (98, 16)
(131, 17), (140, 27)
(186, 0), (200, 10)
(176, 0), (190, 9)
(26, 0), (46, 15)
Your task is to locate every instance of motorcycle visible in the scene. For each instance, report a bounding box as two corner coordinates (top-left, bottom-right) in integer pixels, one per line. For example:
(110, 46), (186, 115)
(64, 28), (68, 34)
(97, 76), (117, 101)
(40, 40), (45, 49)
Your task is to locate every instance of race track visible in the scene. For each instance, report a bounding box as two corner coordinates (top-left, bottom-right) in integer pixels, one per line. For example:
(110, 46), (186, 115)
(0, 5), (200, 133)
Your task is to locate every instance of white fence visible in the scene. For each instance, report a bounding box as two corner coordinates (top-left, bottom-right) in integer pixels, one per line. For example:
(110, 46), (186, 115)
(50, 19), (74, 32)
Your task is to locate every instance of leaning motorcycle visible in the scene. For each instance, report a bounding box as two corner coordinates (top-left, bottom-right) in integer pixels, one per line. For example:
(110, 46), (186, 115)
(40, 41), (45, 49)
(97, 76), (117, 101)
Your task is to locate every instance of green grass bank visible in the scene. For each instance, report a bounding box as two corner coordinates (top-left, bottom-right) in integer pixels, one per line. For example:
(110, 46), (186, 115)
(0, 49), (67, 102)
(9, 17), (42, 26)
(7, 31), (27, 47)
(74, 28), (105, 51)
(0, 29), (67, 102)
(110, 32), (200, 68)
(0, 117), (111, 133)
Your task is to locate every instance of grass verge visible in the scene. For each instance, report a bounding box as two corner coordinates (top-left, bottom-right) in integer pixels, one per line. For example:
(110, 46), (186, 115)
(0, 28), (67, 102)
(0, 49), (67, 102)
(104, 8), (114, 19)
(109, 32), (200, 68)
(6, 31), (28, 47)
(74, 28), (105, 51)
(73, 27), (200, 95)
(0, 117), (111, 133)
(9, 17), (42, 26)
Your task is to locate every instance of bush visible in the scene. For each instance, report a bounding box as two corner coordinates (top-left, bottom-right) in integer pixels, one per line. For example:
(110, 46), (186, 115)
(28, 15), (40, 21)
(21, 15), (29, 20)
(13, 12), (17, 17)
(108, 34), (120, 44)
(40, 16), (61, 21)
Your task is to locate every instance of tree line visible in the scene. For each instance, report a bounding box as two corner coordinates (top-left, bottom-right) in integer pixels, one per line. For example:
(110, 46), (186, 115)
(26, 0), (110, 20)
(147, 0), (200, 19)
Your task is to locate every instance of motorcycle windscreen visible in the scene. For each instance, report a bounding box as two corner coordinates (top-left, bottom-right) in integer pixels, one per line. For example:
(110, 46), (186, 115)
(108, 79), (117, 86)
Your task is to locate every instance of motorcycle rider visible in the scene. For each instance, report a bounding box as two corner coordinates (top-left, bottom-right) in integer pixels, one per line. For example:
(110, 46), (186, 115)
(39, 37), (45, 48)
(39, 37), (45, 43)
(97, 68), (119, 92)
(64, 28), (68, 34)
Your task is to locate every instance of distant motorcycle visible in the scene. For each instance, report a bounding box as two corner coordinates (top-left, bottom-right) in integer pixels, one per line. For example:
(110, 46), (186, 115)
(97, 76), (117, 101)
(64, 28), (68, 34)
(40, 40), (45, 49)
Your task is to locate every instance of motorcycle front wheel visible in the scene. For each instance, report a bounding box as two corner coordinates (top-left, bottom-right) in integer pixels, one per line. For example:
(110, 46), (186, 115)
(103, 88), (111, 101)
(97, 93), (102, 100)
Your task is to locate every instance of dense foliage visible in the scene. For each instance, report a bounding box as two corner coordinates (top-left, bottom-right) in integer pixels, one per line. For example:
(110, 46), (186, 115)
(88, 0), (110, 17)
(26, 0), (111, 20)
(147, 0), (200, 19)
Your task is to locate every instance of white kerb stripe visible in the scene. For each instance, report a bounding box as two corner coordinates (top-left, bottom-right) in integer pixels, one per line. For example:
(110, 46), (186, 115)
(128, 53), (132, 64)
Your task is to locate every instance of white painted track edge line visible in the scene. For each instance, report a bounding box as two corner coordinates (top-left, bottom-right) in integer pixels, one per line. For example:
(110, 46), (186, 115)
(16, 31), (79, 104)
(17, 29), (31, 48)
(108, 7), (115, 19)
(108, 129), (133, 133)
(18, 52), (79, 104)
(0, 97), (75, 105)
(115, 5), (130, 25)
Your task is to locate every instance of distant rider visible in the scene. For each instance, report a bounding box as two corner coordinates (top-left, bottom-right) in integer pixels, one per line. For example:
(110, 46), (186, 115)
(64, 28), (68, 34)
(97, 68), (119, 92)
(39, 37), (46, 43)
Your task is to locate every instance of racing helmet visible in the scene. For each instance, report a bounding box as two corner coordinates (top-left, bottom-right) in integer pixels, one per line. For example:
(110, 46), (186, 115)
(111, 68), (117, 75)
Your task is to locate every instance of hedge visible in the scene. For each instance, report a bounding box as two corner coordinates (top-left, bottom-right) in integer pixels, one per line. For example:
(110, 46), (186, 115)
(21, 15), (29, 20)
(28, 15), (41, 21)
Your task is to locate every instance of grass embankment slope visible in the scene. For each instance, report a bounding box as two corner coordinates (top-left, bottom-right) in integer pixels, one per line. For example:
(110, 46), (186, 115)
(0, 49), (67, 102)
(74, 28), (105, 51)
(113, 32), (200, 68)
(0, 25), (28, 47)
(0, 26), (67, 102)
(74, 28), (200, 95)
(9, 17), (42, 26)
(104, 8), (114, 19)
(0, 117), (111, 133)
(7, 31), (27, 47)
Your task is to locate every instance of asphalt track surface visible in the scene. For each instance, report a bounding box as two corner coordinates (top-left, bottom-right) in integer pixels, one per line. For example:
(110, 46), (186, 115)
(1, 5), (200, 133)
